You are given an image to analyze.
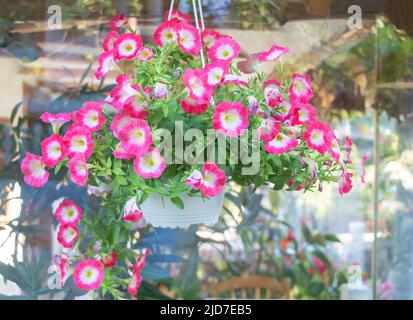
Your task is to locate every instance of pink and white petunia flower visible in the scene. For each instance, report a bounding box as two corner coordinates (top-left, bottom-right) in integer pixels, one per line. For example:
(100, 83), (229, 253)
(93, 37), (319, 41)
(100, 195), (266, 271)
(110, 74), (141, 110)
(133, 147), (166, 179)
(110, 13), (128, 31)
(137, 47), (154, 62)
(103, 31), (119, 52)
(119, 118), (152, 155)
(291, 102), (317, 125)
(124, 92), (149, 119)
(223, 74), (248, 87)
(185, 169), (203, 189)
(237, 53), (261, 74)
(55, 199), (83, 226)
(74, 102), (105, 132)
(53, 254), (69, 286)
(290, 74), (314, 103)
(114, 142), (135, 160)
(41, 134), (65, 168)
(207, 36), (240, 63)
(204, 62), (229, 87)
(57, 224), (79, 249)
(329, 137), (341, 162)
(20, 153), (49, 188)
(183, 68), (213, 104)
(153, 82), (169, 99)
(40, 112), (72, 134)
(258, 44), (290, 62)
(95, 49), (115, 80)
(114, 33), (143, 60)
(101, 252), (118, 269)
(63, 126), (93, 159)
(111, 111), (133, 139)
(128, 249), (151, 297)
(213, 102), (249, 137)
(302, 121), (333, 154)
(73, 259), (104, 291)
(264, 80), (283, 107)
(68, 155), (89, 186)
(123, 209), (143, 223)
(164, 9), (192, 24)
(274, 100), (295, 122)
(264, 132), (299, 155)
(257, 118), (280, 142)
(181, 96), (208, 115)
(175, 22), (201, 55)
(201, 29), (221, 50)
(153, 21), (178, 46)
(186, 163), (226, 198)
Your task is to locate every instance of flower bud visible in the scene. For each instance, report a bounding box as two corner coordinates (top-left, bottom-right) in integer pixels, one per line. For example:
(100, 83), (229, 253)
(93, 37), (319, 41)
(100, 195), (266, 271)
(153, 82), (169, 99)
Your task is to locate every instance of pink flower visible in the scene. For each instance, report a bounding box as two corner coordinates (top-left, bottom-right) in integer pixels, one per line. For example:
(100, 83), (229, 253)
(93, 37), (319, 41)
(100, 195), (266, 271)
(264, 133), (299, 155)
(175, 22), (201, 55)
(40, 112), (72, 134)
(186, 163), (226, 198)
(290, 74), (313, 103)
(183, 68), (213, 104)
(74, 102), (105, 132)
(360, 153), (368, 184)
(110, 13), (128, 31)
(40, 134), (65, 168)
(57, 224), (78, 249)
(55, 199), (83, 226)
(345, 136), (353, 163)
(204, 62), (229, 87)
(264, 80), (283, 107)
(258, 118), (280, 142)
(164, 9), (191, 24)
(110, 74), (141, 110)
(153, 21), (178, 46)
(207, 36), (240, 63)
(329, 137), (341, 162)
(302, 121), (333, 154)
(153, 82), (169, 99)
(291, 102), (317, 125)
(137, 47), (154, 62)
(103, 31), (119, 52)
(274, 100), (295, 122)
(133, 147), (166, 179)
(237, 53), (261, 74)
(68, 155), (89, 186)
(212, 102), (249, 137)
(124, 93), (149, 119)
(201, 29), (221, 50)
(123, 209), (143, 223)
(114, 142), (134, 160)
(101, 252), (118, 269)
(223, 74), (248, 87)
(338, 165), (353, 196)
(119, 118), (152, 155)
(20, 153), (49, 188)
(114, 33), (143, 60)
(63, 125), (93, 159)
(95, 49), (115, 80)
(181, 96), (208, 115)
(128, 272), (142, 297)
(73, 259), (104, 291)
(312, 257), (327, 275)
(258, 44), (290, 62)
(111, 111), (133, 139)
(53, 254), (69, 286)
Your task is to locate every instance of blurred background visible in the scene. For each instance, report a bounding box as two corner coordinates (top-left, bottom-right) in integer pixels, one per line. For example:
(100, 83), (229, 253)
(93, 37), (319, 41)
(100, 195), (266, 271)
(0, 0), (412, 300)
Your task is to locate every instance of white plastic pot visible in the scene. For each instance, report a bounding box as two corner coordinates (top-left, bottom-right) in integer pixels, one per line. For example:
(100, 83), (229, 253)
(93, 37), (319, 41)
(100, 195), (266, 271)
(141, 192), (225, 228)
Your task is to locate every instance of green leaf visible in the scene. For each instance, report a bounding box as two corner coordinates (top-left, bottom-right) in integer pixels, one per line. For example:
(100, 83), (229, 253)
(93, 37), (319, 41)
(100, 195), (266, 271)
(171, 196), (184, 209)
(324, 234), (341, 243)
(79, 63), (92, 85)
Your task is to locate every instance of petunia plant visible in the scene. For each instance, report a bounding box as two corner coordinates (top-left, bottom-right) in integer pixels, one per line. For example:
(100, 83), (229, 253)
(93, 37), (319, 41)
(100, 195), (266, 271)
(20, 10), (359, 299)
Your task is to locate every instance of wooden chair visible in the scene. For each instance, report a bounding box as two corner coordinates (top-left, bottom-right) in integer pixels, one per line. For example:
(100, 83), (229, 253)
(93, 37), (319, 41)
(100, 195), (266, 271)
(210, 276), (290, 299)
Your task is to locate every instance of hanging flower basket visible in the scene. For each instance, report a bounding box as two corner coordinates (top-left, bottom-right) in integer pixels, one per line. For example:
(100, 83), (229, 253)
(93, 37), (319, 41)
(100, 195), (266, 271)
(19, 6), (362, 299)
